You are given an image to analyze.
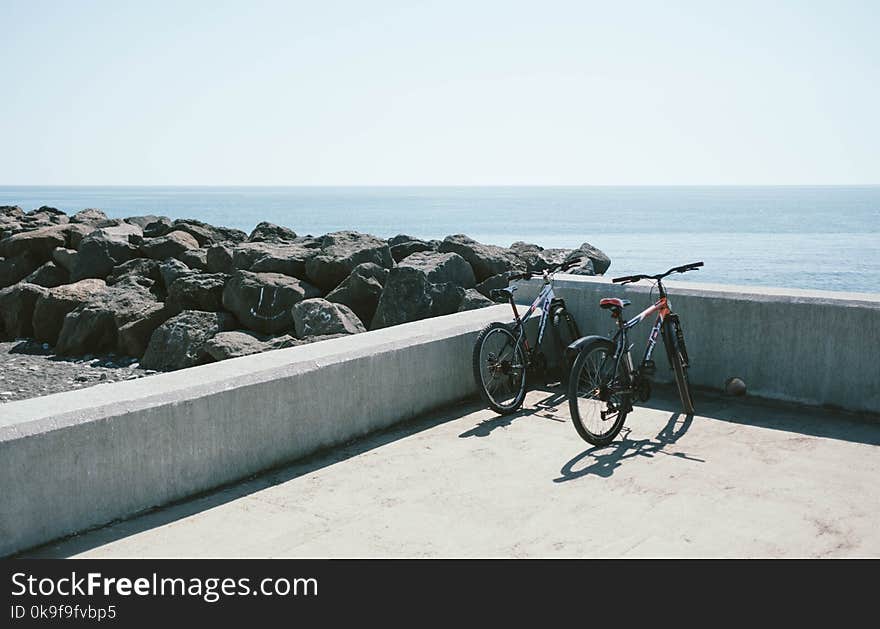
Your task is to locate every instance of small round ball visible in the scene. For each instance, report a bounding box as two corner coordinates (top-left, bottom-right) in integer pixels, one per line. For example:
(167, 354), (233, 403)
(724, 377), (747, 396)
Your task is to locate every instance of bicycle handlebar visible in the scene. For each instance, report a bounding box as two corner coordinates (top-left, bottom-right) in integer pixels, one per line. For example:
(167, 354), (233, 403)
(506, 257), (583, 282)
(612, 261), (703, 284)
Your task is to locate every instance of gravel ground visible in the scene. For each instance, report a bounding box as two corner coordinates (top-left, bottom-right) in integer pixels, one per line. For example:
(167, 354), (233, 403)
(0, 340), (156, 404)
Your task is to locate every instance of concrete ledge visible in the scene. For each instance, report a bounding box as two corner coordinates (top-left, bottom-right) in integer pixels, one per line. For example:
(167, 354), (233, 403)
(0, 305), (523, 557)
(517, 275), (880, 414)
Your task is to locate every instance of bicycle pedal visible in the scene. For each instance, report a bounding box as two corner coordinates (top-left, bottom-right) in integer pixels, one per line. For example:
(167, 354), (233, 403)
(641, 360), (656, 376)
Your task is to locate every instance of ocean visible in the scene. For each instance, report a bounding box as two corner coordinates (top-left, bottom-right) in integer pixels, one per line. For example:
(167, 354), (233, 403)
(1, 186), (878, 293)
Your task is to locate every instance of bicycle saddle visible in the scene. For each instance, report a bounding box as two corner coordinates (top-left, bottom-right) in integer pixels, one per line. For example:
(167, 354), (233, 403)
(489, 286), (517, 302)
(599, 297), (630, 310)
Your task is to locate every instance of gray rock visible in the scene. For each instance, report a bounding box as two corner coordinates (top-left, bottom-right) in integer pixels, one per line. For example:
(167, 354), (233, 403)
(71, 223), (142, 281)
(371, 267), (431, 329)
(0, 283), (49, 339)
(475, 273), (509, 298)
(0, 251), (41, 288)
(458, 288), (494, 311)
(56, 278), (160, 355)
(430, 282), (466, 316)
(293, 298), (365, 338)
(171, 219), (247, 246)
(71, 208), (108, 224)
(305, 231), (394, 292)
(167, 273), (228, 312)
(51, 247), (79, 274)
(178, 247), (208, 271)
(509, 241), (572, 272)
(566, 243), (611, 275)
(399, 251), (476, 288)
(23, 261), (69, 288)
(325, 262), (389, 326)
(222, 270), (321, 334)
(438, 234), (525, 282)
(0, 223), (90, 261)
(138, 216), (173, 237)
(248, 222), (298, 243)
(32, 279), (108, 345)
(139, 230), (201, 261)
(203, 330), (292, 361)
(141, 310), (236, 371)
(159, 259), (195, 290)
(206, 244), (234, 273)
(232, 241), (317, 280)
(107, 258), (162, 287)
(390, 239), (434, 262)
(117, 305), (174, 358)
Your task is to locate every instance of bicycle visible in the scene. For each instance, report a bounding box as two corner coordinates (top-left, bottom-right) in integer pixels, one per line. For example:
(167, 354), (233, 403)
(567, 261), (703, 446)
(472, 257), (583, 415)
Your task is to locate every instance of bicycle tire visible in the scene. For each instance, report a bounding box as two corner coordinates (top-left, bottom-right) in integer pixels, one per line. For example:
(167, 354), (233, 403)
(567, 337), (629, 446)
(550, 304), (580, 386)
(663, 317), (695, 414)
(472, 321), (528, 415)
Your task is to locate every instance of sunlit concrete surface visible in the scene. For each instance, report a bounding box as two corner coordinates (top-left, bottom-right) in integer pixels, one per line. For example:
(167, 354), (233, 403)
(25, 388), (880, 559)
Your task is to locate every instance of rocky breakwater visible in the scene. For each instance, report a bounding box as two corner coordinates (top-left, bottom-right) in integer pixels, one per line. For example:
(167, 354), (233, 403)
(0, 205), (611, 378)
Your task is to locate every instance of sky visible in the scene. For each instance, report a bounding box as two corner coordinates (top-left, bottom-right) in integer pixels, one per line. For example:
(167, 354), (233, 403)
(0, 0), (878, 185)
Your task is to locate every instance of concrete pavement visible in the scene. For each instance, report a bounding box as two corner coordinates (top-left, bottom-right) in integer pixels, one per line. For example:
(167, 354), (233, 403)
(25, 387), (880, 558)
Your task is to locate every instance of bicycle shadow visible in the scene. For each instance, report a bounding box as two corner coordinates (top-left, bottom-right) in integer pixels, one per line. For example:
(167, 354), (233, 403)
(458, 386), (568, 438)
(553, 412), (704, 482)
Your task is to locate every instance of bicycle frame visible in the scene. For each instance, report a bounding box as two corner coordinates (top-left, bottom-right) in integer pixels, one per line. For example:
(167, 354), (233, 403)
(609, 286), (674, 384)
(507, 279), (556, 357)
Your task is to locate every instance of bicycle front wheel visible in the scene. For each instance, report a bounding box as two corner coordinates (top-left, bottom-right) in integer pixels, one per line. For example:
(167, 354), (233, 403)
(567, 338), (629, 446)
(472, 322), (528, 415)
(663, 316), (695, 414)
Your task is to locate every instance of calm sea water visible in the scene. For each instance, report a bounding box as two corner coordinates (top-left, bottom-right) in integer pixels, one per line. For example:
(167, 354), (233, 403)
(1, 186), (878, 293)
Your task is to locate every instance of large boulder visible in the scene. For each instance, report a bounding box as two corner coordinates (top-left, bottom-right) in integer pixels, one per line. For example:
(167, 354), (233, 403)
(206, 244), (234, 273)
(292, 298), (365, 338)
(0, 223), (90, 261)
(370, 266), (464, 329)
(399, 251), (476, 288)
(70, 208), (108, 224)
(107, 258), (162, 287)
(71, 222), (142, 281)
(139, 230), (200, 261)
(159, 259), (195, 290)
(222, 270), (321, 334)
(304, 231), (394, 292)
(566, 243), (611, 275)
(232, 241), (316, 280)
(141, 310), (237, 371)
(475, 273), (509, 298)
(0, 283), (49, 339)
(167, 273), (228, 312)
(32, 279), (108, 345)
(138, 216), (173, 237)
(458, 288), (494, 311)
(171, 219), (247, 246)
(389, 235), (435, 262)
(437, 234), (524, 282)
(0, 206), (25, 240)
(117, 306), (173, 358)
(0, 251), (41, 288)
(203, 330), (295, 361)
(325, 262), (389, 326)
(178, 248), (208, 271)
(509, 242), (572, 272)
(248, 222), (298, 243)
(23, 261), (69, 288)
(51, 247), (79, 274)
(56, 278), (161, 355)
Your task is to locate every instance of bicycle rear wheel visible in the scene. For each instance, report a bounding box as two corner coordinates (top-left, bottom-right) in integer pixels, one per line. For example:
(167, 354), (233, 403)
(567, 338), (629, 446)
(472, 321), (528, 415)
(663, 316), (695, 414)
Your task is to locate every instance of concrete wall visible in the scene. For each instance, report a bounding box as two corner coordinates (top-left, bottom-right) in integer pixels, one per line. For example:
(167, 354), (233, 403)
(517, 275), (880, 414)
(0, 305), (523, 557)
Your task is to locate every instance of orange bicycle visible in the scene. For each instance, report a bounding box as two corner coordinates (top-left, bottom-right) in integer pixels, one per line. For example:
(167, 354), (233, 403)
(567, 261), (703, 445)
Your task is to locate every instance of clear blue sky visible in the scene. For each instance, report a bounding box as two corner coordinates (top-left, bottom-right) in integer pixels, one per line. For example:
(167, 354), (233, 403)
(1, 0), (877, 185)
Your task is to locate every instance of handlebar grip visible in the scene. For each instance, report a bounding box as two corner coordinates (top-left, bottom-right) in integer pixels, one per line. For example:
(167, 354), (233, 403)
(560, 257), (582, 271)
(507, 272), (532, 281)
(612, 275), (635, 284)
